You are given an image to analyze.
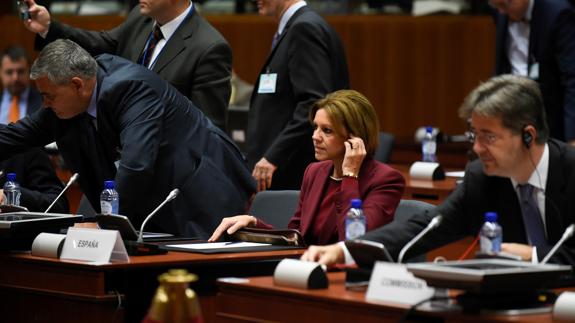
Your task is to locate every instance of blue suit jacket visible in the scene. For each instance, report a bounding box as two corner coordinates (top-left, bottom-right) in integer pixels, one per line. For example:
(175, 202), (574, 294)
(0, 55), (255, 239)
(494, 0), (575, 141)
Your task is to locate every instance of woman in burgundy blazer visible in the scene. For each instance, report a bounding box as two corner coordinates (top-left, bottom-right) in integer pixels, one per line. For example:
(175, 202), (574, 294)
(209, 90), (405, 245)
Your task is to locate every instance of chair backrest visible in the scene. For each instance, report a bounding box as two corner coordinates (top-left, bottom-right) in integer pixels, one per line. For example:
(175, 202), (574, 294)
(76, 194), (97, 217)
(249, 190), (300, 228)
(374, 132), (395, 163)
(394, 199), (436, 262)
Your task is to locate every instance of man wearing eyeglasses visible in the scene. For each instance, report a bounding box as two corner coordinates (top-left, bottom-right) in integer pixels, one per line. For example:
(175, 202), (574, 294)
(301, 75), (575, 268)
(490, 0), (575, 145)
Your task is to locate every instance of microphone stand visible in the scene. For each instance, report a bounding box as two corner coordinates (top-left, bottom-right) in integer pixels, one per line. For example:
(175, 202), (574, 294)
(541, 224), (575, 264)
(45, 173), (79, 213)
(398, 215), (442, 264)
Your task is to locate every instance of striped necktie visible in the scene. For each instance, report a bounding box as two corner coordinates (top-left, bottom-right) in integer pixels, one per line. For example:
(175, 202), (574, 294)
(139, 25), (164, 68)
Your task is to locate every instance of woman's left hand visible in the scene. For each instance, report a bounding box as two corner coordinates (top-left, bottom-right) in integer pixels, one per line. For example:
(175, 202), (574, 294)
(342, 135), (366, 177)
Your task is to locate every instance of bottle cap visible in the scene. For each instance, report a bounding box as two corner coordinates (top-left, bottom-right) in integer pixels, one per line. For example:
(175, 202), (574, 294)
(485, 212), (498, 222)
(425, 126), (433, 133)
(351, 199), (362, 209)
(104, 180), (115, 189)
(6, 173), (16, 182)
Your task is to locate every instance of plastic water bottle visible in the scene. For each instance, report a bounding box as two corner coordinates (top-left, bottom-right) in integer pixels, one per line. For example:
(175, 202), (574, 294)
(422, 126), (437, 162)
(3, 173), (21, 206)
(480, 212), (502, 253)
(100, 180), (119, 215)
(345, 199), (366, 240)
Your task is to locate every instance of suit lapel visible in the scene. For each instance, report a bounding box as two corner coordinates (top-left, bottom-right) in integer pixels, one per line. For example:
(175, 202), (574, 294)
(152, 10), (196, 74)
(131, 18), (155, 63)
(528, 0), (542, 66)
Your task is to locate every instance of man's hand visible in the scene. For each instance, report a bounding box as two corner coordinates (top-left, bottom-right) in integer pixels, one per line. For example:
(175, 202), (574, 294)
(301, 244), (345, 266)
(252, 157), (277, 192)
(501, 243), (534, 261)
(22, 0), (51, 35)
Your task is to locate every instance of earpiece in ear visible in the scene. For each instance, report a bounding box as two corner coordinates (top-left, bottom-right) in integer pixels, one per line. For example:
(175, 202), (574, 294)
(522, 129), (533, 148)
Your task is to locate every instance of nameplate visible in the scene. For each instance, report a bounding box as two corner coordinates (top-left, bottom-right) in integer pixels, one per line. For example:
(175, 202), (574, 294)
(60, 227), (129, 264)
(366, 262), (434, 305)
(409, 161), (445, 180)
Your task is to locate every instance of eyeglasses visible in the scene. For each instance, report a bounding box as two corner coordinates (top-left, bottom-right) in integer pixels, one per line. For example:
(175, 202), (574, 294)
(465, 130), (501, 146)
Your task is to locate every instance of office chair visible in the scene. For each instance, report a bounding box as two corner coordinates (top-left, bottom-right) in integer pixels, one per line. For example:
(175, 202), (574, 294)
(374, 132), (395, 163)
(76, 194), (97, 217)
(249, 190), (300, 228)
(394, 199), (436, 262)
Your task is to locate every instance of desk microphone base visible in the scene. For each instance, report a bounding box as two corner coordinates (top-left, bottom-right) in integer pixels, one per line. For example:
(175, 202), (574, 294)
(124, 240), (168, 256)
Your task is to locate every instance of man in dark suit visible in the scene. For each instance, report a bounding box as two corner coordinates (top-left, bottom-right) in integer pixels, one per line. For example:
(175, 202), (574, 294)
(23, 0), (232, 130)
(0, 46), (67, 213)
(0, 40), (254, 238)
(302, 75), (575, 268)
(491, 0), (575, 144)
(247, 0), (349, 191)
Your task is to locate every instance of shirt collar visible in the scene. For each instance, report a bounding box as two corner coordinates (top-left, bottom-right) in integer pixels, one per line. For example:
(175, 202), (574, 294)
(157, 1), (193, 42)
(277, 1), (306, 36)
(511, 143), (549, 191)
(86, 82), (98, 119)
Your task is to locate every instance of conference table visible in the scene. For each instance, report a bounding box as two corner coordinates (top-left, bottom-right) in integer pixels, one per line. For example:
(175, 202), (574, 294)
(0, 248), (304, 323)
(215, 272), (556, 322)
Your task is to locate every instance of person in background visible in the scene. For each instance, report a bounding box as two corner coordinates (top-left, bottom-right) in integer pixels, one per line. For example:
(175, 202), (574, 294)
(490, 0), (575, 145)
(23, 0), (232, 130)
(247, 0), (349, 191)
(302, 75), (575, 268)
(0, 40), (254, 238)
(210, 90), (405, 245)
(0, 46), (67, 213)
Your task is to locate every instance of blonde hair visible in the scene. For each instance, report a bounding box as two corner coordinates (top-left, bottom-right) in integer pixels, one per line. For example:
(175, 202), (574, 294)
(310, 90), (380, 156)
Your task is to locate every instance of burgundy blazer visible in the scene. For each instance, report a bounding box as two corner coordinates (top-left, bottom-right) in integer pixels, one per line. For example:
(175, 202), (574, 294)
(258, 158), (405, 243)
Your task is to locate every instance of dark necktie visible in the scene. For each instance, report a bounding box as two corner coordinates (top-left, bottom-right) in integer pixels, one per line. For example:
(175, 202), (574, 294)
(271, 32), (280, 50)
(518, 184), (548, 249)
(139, 25), (164, 68)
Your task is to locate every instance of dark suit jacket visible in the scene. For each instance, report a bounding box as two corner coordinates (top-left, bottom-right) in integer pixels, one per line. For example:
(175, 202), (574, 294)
(0, 148), (68, 213)
(357, 139), (575, 267)
(0, 55), (255, 239)
(0, 88), (68, 213)
(494, 0), (575, 141)
(246, 6), (349, 190)
(37, 5), (232, 130)
(258, 158), (405, 244)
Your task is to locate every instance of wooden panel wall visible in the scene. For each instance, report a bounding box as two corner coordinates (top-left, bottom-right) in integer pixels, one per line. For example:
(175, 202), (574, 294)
(0, 14), (495, 140)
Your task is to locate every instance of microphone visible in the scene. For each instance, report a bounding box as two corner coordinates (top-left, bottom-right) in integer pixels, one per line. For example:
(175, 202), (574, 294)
(137, 188), (180, 243)
(540, 224), (575, 265)
(397, 215), (442, 263)
(44, 173), (79, 213)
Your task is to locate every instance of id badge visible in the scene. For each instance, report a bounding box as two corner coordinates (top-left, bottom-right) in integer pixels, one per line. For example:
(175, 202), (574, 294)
(258, 73), (277, 94)
(529, 63), (540, 80)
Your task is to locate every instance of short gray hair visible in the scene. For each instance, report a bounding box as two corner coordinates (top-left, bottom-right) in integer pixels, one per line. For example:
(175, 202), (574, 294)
(459, 74), (549, 144)
(30, 39), (97, 85)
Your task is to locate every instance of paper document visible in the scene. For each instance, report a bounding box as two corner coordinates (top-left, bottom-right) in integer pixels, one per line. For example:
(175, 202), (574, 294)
(167, 242), (270, 250)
